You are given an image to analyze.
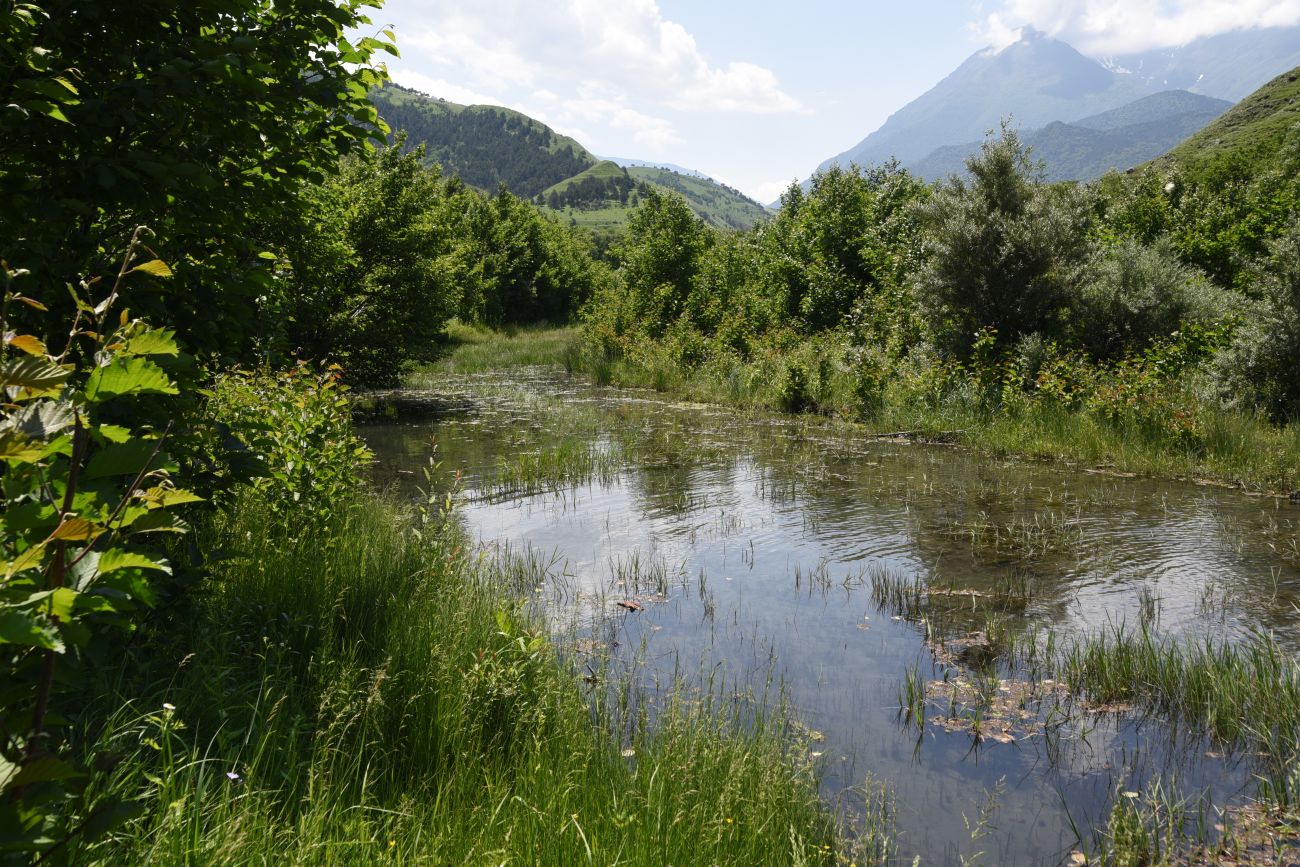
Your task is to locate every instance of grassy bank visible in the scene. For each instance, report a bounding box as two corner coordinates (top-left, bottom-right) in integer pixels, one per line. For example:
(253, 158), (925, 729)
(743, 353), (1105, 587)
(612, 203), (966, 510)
(568, 343), (1300, 495)
(417, 320), (580, 377)
(72, 495), (852, 865)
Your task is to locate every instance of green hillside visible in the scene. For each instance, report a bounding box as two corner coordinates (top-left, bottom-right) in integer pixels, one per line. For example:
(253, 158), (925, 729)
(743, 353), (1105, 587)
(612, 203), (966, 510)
(370, 84), (596, 198)
(625, 167), (770, 231)
(1160, 66), (1300, 170)
(374, 84), (769, 236)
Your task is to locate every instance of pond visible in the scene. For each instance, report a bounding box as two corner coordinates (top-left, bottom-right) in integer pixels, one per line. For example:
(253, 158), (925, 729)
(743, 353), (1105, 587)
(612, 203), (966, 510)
(362, 367), (1300, 866)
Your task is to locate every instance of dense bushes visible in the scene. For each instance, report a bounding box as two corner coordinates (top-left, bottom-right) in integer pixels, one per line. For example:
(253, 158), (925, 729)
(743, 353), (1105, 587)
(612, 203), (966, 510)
(580, 123), (1300, 483)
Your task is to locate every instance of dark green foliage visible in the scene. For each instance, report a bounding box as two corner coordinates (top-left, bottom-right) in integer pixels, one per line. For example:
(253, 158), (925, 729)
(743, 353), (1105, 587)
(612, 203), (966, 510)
(466, 189), (613, 327)
(265, 145), (462, 387)
(370, 83), (595, 198)
(0, 0), (393, 360)
(617, 189), (716, 335)
(914, 127), (1092, 356)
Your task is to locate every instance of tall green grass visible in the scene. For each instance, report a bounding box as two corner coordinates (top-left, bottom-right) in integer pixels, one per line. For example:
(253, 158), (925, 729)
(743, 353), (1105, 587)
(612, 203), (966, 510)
(413, 321), (580, 377)
(72, 497), (852, 865)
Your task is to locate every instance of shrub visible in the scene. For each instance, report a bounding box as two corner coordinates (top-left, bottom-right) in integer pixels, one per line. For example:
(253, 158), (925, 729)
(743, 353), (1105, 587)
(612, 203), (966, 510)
(1214, 219), (1300, 419)
(1075, 237), (1236, 359)
(204, 364), (371, 530)
(914, 125), (1091, 357)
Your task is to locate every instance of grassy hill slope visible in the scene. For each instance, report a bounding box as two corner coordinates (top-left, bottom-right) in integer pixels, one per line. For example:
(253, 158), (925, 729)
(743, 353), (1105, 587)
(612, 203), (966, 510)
(1159, 67), (1300, 171)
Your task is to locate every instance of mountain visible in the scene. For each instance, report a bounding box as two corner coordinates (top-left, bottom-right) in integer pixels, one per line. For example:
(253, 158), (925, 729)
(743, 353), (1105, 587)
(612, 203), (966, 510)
(374, 84), (768, 234)
(1106, 26), (1300, 102)
(813, 25), (1300, 184)
(1158, 65), (1300, 172)
(819, 29), (1149, 173)
(910, 90), (1232, 182)
(370, 84), (595, 199)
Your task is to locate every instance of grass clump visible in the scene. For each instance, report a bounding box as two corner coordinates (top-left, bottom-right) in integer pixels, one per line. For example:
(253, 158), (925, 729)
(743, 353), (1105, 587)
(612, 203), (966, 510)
(1057, 626), (1300, 790)
(70, 496), (850, 865)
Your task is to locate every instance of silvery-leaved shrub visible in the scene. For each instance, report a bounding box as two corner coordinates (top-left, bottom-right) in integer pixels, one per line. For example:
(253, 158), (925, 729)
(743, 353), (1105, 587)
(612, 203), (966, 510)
(1214, 219), (1300, 419)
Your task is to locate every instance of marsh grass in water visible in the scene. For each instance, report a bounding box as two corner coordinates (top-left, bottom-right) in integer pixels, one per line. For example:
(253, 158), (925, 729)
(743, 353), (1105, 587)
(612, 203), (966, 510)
(572, 349), (1300, 494)
(484, 438), (623, 500)
(68, 496), (864, 865)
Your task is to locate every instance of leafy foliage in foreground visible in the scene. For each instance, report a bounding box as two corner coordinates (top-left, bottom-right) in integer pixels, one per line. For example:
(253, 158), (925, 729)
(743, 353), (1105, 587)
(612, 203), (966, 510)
(0, 0), (395, 360)
(1, 234), (199, 857)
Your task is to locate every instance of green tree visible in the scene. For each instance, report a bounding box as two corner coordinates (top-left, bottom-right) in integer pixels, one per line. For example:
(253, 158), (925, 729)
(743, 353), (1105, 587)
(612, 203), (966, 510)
(914, 126), (1091, 357)
(268, 145), (460, 387)
(0, 0), (394, 361)
(617, 189), (716, 336)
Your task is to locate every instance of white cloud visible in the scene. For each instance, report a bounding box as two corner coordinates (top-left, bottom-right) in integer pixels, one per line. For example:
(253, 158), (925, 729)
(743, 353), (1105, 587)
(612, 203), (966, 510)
(387, 0), (802, 115)
(974, 0), (1300, 55)
(389, 70), (505, 109)
(751, 179), (797, 205)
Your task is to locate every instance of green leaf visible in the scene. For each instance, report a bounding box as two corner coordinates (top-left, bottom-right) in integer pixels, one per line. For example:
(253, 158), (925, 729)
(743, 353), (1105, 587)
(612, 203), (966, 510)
(128, 259), (173, 278)
(120, 328), (179, 357)
(0, 430), (45, 464)
(140, 487), (204, 509)
(9, 756), (80, 789)
(1, 356), (70, 391)
(0, 611), (62, 651)
(1, 400), (75, 439)
(84, 358), (177, 401)
(84, 438), (159, 480)
(98, 549), (170, 575)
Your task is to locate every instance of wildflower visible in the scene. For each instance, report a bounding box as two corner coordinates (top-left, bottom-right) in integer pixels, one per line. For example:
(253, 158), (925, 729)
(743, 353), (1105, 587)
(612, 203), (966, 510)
(162, 702), (176, 712)
(724, 817), (733, 824)
(388, 840), (396, 849)
(226, 771), (242, 783)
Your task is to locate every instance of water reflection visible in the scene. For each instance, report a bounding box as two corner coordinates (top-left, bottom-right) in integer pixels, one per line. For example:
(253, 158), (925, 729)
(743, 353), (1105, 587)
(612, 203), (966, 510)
(363, 369), (1297, 866)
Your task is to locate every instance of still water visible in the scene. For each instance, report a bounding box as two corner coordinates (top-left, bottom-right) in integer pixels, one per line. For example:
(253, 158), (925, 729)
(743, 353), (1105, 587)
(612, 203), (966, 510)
(362, 368), (1299, 865)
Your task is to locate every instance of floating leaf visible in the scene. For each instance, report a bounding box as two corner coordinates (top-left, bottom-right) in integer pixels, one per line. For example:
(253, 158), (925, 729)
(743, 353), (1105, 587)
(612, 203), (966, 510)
(84, 357), (177, 401)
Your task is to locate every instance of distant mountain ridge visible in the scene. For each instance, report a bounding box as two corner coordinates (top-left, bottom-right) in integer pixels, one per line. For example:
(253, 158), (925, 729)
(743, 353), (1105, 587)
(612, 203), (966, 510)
(910, 90), (1232, 182)
(812, 24), (1300, 188)
(371, 84), (768, 233)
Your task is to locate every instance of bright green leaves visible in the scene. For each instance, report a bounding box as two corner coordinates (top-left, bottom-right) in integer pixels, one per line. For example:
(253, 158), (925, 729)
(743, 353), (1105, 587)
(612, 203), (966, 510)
(84, 357), (178, 401)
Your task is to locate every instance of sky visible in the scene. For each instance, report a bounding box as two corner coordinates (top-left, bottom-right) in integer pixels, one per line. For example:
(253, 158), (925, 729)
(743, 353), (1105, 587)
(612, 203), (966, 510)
(363, 1), (1300, 202)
